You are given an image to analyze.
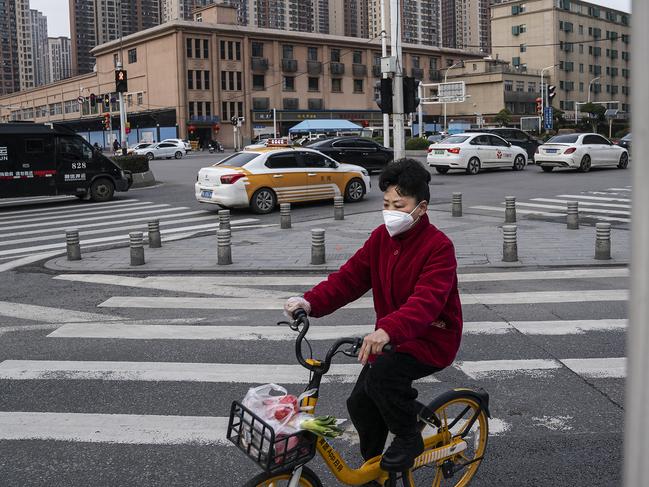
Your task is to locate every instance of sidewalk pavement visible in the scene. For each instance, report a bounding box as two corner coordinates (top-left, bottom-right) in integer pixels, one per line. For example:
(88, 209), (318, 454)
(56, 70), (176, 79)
(44, 205), (630, 274)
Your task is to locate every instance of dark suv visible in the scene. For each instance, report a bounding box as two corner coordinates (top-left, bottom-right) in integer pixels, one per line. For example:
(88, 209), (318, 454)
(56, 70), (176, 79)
(467, 128), (542, 162)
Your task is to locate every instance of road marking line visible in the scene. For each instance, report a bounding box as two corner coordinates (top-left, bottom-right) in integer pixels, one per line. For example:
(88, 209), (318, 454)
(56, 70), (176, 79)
(54, 267), (629, 290)
(0, 360), (439, 384)
(97, 290), (628, 309)
(0, 195), (75, 206)
(0, 411), (230, 445)
(557, 194), (630, 203)
(606, 188), (632, 192)
(0, 300), (120, 323)
(0, 250), (64, 273)
(0, 199), (141, 220)
(516, 202), (630, 216)
(0, 210), (215, 243)
(562, 357), (626, 378)
(0, 219), (258, 257)
(49, 319), (627, 341)
(530, 198), (631, 209)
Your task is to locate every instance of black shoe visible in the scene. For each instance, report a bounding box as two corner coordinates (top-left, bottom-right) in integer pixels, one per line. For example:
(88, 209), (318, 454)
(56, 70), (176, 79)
(380, 434), (424, 471)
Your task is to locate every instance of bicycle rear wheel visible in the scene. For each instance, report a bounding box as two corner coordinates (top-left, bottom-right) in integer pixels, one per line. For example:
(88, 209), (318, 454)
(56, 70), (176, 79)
(413, 390), (489, 487)
(242, 465), (323, 487)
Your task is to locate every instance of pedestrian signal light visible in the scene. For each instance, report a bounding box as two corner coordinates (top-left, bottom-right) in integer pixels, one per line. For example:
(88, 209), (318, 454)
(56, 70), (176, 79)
(115, 69), (128, 93)
(535, 97), (543, 114)
(103, 113), (111, 130)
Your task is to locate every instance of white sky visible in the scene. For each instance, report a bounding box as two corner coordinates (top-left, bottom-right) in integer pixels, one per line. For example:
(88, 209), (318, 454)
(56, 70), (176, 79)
(29, 0), (633, 38)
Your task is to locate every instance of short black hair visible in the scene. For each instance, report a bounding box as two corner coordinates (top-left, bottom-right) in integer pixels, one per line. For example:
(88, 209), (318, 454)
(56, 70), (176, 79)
(379, 158), (431, 203)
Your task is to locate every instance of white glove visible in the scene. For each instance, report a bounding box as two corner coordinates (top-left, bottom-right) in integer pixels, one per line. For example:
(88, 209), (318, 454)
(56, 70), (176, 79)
(284, 296), (311, 319)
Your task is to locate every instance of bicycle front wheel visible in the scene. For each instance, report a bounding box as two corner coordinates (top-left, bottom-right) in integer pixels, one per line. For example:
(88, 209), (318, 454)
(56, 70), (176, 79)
(414, 390), (489, 487)
(242, 465), (323, 487)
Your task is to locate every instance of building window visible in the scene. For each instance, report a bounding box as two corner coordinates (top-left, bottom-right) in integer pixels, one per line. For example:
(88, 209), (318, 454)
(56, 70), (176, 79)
(579, 24), (584, 34)
(579, 82), (584, 92)
(196, 71), (202, 90)
(187, 38), (192, 58)
(331, 48), (341, 62)
(236, 72), (242, 90)
(204, 71), (210, 90)
(504, 80), (513, 91)
(221, 71), (226, 90)
(520, 44), (527, 52)
(220, 41), (226, 59)
(282, 45), (294, 60)
(205, 102), (211, 117)
(252, 41), (264, 58)
(220, 41), (241, 61)
(283, 76), (295, 91)
(252, 74), (265, 90)
(515, 81), (525, 92)
(229, 71), (234, 90)
(187, 70), (194, 90)
(353, 79), (364, 93)
(429, 57), (438, 70)
(528, 81), (536, 93)
(188, 101), (195, 118)
(331, 78), (342, 92)
(308, 47), (318, 61)
(308, 77), (319, 91)
(236, 42), (241, 60)
(113, 53), (119, 67)
(128, 48), (137, 64)
(137, 92), (143, 105)
(195, 38), (201, 58)
(197, 102), (203, 117)
(203, 39), (209, 59)
(353, 50), (363, 64)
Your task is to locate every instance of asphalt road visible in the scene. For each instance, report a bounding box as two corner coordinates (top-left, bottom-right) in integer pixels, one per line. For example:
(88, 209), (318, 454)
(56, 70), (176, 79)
(0, 265), (627, 486)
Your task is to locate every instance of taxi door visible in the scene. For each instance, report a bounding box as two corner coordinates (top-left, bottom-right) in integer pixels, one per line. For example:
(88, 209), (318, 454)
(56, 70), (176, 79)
(262, 152), (308, 203)
(488, 135), (516, 168)
(300, 151), (344, 200)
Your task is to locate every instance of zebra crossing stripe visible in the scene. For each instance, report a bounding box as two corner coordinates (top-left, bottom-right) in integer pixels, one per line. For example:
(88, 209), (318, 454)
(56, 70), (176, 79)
(557, 194), (630, 203)
(530, 198), (631, 209)
(515, 202), (630, 216)
(0, 300), (120, 323)
(0, 360), (438, 384)
(469, 205), (565, 217)
(456, 357), (626, 379)
(47, 319), (627, 341)
(0, 411), (230, 445)
(97, 290), (628, 310)
(0, 199), (143, 220)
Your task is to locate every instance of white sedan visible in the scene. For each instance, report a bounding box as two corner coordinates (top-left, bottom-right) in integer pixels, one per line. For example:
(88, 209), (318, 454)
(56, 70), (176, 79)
(427, 133), (527, 175)
(535, 133), (629, 173)
(161, 138), (192, 152)
(134, 142), (186, 160)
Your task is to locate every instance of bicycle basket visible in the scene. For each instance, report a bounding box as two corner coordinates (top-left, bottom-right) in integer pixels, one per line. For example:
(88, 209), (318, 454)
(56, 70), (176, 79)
(227, 401), (316, 474)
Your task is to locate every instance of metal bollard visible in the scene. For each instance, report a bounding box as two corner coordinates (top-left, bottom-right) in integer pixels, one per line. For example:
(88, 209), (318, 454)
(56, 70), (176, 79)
(334, 196), (345, 220)
(65, 229), (81, 261)
(218, 209), (231, 230)
(217, 228), (232, 265)
(148, 219), (161, 248)
(566, 201), (579, 230)
(502, 224), (518, 262)
(504, 196), (516, 223)
(311, 228), (326, 265)
(280, 203), (292, 229)
(451, 192), (462, 217)
(129, 232), (145, 266)
(595, 222), (611, 260)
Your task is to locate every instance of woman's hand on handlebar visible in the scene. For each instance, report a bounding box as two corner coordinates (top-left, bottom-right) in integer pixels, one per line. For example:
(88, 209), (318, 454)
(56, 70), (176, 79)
(358, 328), (391, 365)
(284, 296), (311, 319)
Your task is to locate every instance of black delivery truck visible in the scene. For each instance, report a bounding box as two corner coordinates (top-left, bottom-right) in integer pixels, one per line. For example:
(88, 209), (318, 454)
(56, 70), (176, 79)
(0, 122), (132, 202)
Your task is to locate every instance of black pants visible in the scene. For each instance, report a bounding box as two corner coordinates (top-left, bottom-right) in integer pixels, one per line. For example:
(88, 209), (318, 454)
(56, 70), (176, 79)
(347, 352), (440, 461)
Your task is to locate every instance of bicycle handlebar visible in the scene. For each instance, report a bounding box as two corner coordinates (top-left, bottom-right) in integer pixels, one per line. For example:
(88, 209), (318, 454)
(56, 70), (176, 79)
(290, 308), (393, 374)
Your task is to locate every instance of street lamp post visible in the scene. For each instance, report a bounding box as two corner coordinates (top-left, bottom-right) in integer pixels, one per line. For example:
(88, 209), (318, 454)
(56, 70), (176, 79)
(587, 76), (601, 104)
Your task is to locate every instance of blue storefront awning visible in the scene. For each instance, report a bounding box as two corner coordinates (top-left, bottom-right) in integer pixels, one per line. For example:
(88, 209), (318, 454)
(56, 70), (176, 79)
(288, 119), (363, 134)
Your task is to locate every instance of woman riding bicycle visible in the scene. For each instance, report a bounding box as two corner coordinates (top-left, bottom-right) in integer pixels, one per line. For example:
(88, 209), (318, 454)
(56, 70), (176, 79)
(285, 158), (463, 483)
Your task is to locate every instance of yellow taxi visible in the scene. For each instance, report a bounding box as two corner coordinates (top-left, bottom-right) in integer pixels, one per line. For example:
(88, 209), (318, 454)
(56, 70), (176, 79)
(194, 140), (371, 214)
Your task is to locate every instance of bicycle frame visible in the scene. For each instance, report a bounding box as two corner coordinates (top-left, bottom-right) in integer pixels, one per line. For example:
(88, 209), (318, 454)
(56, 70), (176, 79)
(297, 359), (469, 487)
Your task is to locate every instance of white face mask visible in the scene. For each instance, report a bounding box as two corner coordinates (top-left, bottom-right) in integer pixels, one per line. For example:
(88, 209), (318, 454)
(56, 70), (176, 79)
(382, 204), (422, 237)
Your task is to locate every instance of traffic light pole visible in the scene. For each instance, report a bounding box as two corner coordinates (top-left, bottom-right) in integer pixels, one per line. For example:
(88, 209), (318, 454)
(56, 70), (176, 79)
(116, 63), (128, 155)
(389, 0), (405, 160)
(380, 0), (390, 149)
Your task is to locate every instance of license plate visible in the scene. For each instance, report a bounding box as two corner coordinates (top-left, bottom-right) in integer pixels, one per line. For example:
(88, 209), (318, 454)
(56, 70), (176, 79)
(201, 190), (213, 198)
(545, 149), (558, 154)
(435, 150), (445, 155)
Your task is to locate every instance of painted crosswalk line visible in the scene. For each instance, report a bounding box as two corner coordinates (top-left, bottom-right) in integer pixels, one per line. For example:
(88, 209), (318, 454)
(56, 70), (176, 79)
(53, 267), (629, 290)
(556, 194), (630, 203)
(0, 198), (138, 217)
(456, 357), (626, 380)
(97, 289), (629, 310)
(0, 360), (438, 384)
(48, 319), (628, 341)
(0, 300), (120, 323)
(530, 198), (631, 209)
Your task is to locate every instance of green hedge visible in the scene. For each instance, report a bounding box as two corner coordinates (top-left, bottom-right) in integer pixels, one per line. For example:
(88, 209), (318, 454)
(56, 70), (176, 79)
(111, 155), (150, 174)
(405, 137), (431, 150)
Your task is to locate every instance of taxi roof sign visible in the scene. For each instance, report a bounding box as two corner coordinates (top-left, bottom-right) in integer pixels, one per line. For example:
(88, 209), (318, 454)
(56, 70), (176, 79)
(265, 138), (291, 147)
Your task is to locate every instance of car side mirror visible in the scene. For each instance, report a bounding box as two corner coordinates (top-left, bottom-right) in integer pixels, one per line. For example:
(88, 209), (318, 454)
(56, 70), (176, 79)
(507, 142), (512, 147)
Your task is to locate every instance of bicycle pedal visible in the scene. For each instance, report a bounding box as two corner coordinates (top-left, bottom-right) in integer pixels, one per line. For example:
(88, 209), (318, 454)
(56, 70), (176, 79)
(441, 459), (455, 479)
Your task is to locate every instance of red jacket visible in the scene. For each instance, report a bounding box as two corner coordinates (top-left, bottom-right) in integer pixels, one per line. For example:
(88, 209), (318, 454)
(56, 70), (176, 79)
(303, 214), (462, 368)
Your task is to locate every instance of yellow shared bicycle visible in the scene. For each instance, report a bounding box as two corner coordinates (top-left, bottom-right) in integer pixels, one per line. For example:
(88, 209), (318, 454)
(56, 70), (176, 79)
(227, 310), (490, 487)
